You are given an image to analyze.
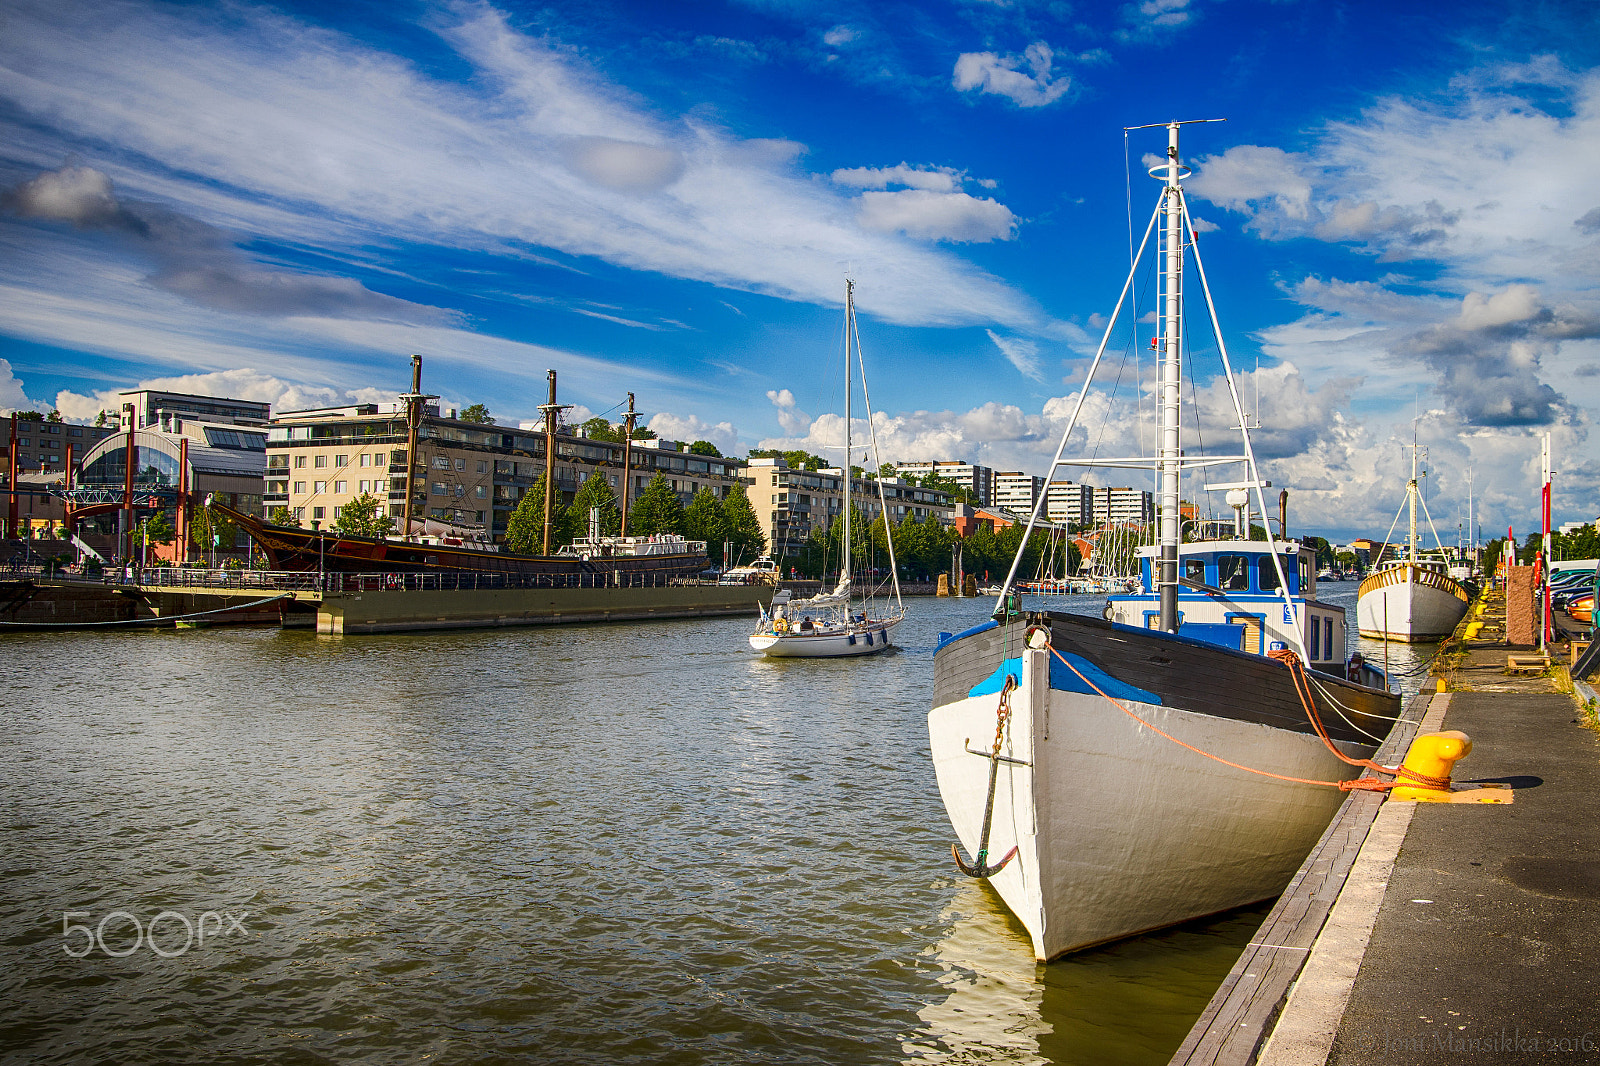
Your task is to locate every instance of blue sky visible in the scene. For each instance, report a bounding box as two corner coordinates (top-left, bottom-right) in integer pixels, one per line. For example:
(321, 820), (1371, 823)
(2, 0), (1598, 542)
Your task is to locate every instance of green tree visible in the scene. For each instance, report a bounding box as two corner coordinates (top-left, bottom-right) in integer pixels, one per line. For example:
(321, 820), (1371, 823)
(144, 509), (175, 545)
(12, 410), (43, 422)
(505, 475), (567, 554)
(268, 506), (302, 527)
(687, 440), (722, 457)
(747, 448), (827, 471)
(630, 474), (685, 536)
(683, 487), (730, 563)
(579, 416), (621, 443)
(190, 502), (239, 553)
(333, 492), (395, 537)
(720, 480), (766, 561)
(47, 409), (63, 422)
(94, 409), (108, 427)
(568, 470), (620, 539)
(458, 404), (495, 425)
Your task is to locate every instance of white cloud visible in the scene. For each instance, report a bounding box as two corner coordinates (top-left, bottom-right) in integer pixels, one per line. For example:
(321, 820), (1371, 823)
(831, 163), (961, 193)
(1117, 0), (1196, 40)
(52, 368), (393, 423)
(857, 190), (1016, 242)
(986, 330), (1043, 380)
(822, 25), (858, 48)
(645, 411), (740, 454)
(0, 0), (1049, 334)
(952, 42), (1071, 108)
(766, 388), (811, 434)
(0, 359), (48, 414)
(1187, 145), (1313, 225)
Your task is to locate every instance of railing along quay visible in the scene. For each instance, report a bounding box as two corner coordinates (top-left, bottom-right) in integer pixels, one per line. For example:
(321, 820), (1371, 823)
(111, 567), (726, 594)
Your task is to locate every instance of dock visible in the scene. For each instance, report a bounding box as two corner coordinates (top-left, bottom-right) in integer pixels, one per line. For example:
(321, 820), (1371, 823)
(0, 568), (772, 633)
(1173, 586), (1600, 1065)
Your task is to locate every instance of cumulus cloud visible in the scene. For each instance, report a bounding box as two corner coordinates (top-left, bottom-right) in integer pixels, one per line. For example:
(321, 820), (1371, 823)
(51, 367), (397, 423)
(645, 411), (740, 455)
(766, 388), (811, 435)
(1187, 145), (1314, 227)
(952, 42), (1071, 108)
(857, 189), (1016, 242)
(0, 358), (48, 414)
(832, 163), (961, 193)
(2, 164), (448, 322)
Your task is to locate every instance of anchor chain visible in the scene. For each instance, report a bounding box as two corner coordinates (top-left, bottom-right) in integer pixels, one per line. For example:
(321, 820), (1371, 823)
(952, 673), (1021, 878)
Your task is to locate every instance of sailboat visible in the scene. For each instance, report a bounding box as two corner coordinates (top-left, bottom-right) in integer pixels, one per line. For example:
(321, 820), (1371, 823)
(749, 280), (906, 657)
(1356, 437), (1470, 641)
(927, 121), (1403, 961)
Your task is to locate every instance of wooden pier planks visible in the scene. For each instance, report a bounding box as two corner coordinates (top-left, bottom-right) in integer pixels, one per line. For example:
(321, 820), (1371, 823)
(1167, 693), (1436, 1066)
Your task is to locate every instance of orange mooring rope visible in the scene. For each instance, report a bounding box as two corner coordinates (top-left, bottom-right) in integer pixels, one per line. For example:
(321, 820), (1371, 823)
(1045, 641), (1404, 792)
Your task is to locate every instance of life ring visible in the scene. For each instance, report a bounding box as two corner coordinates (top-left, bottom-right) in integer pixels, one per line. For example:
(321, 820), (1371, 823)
(774, 618), (789, 634)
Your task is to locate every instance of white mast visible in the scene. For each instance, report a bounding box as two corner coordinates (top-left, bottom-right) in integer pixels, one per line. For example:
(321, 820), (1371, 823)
(1157, 121), (1184, 633)
(842, 280), (853, 592)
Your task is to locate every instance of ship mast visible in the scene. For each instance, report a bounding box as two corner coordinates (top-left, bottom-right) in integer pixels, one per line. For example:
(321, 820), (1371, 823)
(619, 392), (636, 537)
(1156, 122), (1184, 633)
(399, 355), (437, 541)
(842, 279), (853, 592)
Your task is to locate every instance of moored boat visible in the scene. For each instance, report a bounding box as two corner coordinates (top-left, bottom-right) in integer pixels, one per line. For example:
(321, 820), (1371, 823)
(928, 121), (1403, 960)
(1355, 439), (1469, 641)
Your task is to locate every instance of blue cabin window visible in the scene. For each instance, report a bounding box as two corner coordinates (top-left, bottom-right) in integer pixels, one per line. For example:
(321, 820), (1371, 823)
(1324, 618), (1334, 659)
(1184, 558), (1207, 585)
(1218, 555), (1249, 591)
(1310, 615), (1321, 659)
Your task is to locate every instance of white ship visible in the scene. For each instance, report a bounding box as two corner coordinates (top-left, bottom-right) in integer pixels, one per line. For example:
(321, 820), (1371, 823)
(1356, 437), (1469, 642)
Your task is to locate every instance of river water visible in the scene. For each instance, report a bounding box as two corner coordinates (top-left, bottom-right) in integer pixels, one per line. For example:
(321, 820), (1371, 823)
(0, 588), (1429, 1065)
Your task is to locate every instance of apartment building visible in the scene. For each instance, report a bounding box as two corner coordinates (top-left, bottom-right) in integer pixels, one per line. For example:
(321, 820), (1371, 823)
(5, 416), (115, 478)
(1045, 480), (1091, 527)
(993, 471), (1046, 517)
(116, 389), (271, 430)
(266, 403), (745, 539)
(746, 457), (956, 558)
(1091, 486), (1154, 527)
(893, 459), (994, 507)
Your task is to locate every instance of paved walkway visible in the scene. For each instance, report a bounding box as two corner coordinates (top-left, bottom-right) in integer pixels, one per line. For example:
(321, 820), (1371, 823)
(1326, 690), (1600, 1063)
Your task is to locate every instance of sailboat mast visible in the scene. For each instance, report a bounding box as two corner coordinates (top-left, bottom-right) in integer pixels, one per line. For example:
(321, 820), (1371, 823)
(1157, 122), (1184, 632)
(843, 280), (853, 588)
(1407, 436), (1419, 565)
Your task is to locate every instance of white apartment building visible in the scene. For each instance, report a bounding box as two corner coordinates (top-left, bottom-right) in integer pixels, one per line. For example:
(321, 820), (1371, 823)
(1046, 480), (1091, 527)
(746, 457), (956, 558)
(993, 471), (1046, 517)
(1092, 485), (1154, 526)
(893, 459), (994, 507)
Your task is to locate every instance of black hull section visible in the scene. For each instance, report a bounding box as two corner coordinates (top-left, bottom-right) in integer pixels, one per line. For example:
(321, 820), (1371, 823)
(935, 611), (1400, 748)
(216, 503), (708, 578)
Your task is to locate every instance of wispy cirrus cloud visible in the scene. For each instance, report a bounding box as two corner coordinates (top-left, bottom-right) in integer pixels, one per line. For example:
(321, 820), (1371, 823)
(0, 0), (1049, 335)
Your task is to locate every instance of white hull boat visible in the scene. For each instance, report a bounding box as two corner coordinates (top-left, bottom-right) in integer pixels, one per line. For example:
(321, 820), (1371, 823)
(928, 121), (1402, 960)
(749, 615), (901, 656)
(1357, 561), (1468, 642)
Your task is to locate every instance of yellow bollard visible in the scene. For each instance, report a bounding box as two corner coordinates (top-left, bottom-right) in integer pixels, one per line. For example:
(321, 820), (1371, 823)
(1435, 677), (1449, 693)
(1390, 730), (1512, 803)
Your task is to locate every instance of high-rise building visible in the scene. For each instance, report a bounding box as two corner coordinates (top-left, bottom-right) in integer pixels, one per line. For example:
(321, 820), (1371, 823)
(746, 457), (955, 559)
(1046, 480), (1090, 527)
(1091, 486), (1154, 526)
(993, 471), (1046, 516)
(893, 460), (994, 507)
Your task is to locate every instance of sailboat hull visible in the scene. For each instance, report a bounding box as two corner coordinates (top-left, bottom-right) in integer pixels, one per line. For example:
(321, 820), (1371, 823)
(929, 613), (1396, 960)
(749, 616), (901, 657)
(1356, 563), (1469, 642)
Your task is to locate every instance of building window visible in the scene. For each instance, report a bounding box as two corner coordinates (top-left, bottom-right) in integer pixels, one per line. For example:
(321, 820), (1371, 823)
(314, 481), (326, 493)
(476, 460), (487, 473)
(314, 455), (327, 468)
(475, 511), (484, 523)
(455, 457), (466, 470)
(360, 453), (371, 467)
(312, 506), (325, 520)
(475, 485), (486, 498)
(294, 455), (306, 468)
(293, 481), (305, 495)
(70, 427), (83, 437)
(433, 456), (451, 468)
(335, 481), (347, 494)
(433, 482), (447, 495)
(335, 454), (347, 467)
(454, 485), (465, 497)
(293, 506), (305, 520)
(333, 506), (343, 519)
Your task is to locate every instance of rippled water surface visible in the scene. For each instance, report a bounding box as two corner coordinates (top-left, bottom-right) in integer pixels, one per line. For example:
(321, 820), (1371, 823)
(4, 595), (1286, 1064)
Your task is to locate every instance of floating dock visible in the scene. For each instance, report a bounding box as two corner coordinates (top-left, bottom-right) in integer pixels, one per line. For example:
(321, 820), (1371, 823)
(1173, 586), (1599, 1065)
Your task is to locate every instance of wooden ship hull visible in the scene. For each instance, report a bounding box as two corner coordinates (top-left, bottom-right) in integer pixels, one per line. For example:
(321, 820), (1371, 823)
(215, 503), (709, 578)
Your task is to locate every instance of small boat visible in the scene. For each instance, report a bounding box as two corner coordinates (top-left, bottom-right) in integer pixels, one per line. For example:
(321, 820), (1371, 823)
(720, 557), (780, 585)
(1356, 439), (1469, 642)
(750, 280), (905, 657)
(928, 121), (1402, 961)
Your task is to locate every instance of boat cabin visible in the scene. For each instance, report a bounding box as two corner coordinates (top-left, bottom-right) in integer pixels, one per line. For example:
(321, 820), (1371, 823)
(1106, 540), (1347, 671)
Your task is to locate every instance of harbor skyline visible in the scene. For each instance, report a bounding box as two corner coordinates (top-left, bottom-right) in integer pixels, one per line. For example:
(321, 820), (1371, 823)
(2, 0), (1598, 543)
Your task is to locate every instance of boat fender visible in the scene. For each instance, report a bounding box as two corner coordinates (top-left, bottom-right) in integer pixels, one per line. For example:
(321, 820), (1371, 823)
(1390, 731), (1512, 804)
(1101, 602), (1114, 621)
(1025, 625), (1050, 649)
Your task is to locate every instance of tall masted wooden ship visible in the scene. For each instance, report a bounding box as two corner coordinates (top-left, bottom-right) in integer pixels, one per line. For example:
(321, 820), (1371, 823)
(212, 500), (710, 579)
